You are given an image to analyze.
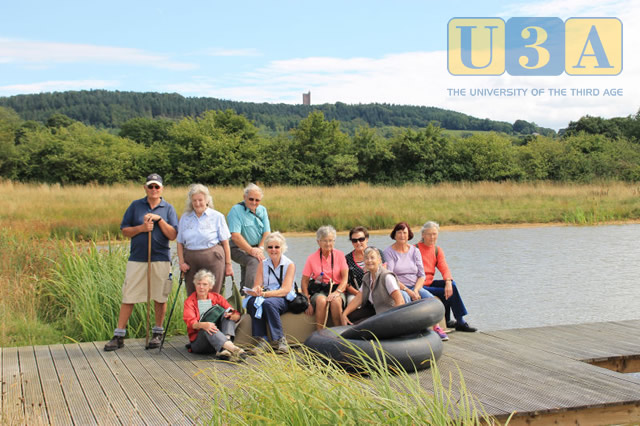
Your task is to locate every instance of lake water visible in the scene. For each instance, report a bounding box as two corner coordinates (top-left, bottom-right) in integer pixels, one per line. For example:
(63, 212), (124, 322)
(222, 223), (640, 331)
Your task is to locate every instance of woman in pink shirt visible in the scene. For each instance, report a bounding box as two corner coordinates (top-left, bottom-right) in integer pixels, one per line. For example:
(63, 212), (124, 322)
(416, 221), (476, 332)
(301, 225), (349, 330)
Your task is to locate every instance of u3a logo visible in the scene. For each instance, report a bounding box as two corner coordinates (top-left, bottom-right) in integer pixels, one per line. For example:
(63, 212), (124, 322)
(448, 17), (622, 76)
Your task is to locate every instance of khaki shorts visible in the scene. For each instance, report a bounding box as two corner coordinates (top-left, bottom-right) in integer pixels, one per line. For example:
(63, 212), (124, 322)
(310, 291), (346, 309)
(122, 261), (172, 304)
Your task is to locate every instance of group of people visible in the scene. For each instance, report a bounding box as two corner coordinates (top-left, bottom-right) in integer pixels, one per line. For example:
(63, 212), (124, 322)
(104, 173), (476, 360)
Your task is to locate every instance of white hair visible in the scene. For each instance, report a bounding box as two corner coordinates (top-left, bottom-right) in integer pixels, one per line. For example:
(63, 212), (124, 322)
(243, 183), (263, 197)
(193, 269), (215, 288)
(184, 184), (214, 213)
(316, 225), (337, 241)
(264, 231), (288, 253)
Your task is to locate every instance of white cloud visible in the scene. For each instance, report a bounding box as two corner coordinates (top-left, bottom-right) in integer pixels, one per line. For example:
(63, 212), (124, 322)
(500, 0), (634, 18)
(0, 80), (119, 95)
(165, 1), (640, 130)
(168, 47), (638, 130)
(200, 48), (261, 57)
(0, 38), (197, 71)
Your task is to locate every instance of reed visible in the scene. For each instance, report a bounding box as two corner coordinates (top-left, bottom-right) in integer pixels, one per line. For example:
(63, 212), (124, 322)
(195, 343), (500, 425)
(0, 231), (65, 346)
(42, 240), (186, 342)
(1, 180), (639, 241)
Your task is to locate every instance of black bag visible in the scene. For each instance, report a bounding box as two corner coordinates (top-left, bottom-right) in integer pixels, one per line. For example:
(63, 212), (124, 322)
(308, 279), (330, 296)
(288, 282), (309, 314)
(267, 264), (309, 314)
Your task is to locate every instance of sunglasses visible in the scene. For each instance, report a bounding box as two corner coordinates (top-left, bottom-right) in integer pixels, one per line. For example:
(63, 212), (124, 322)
(248, 197), (261, 202)
(267, 245), (280, 249)
(147, 184), (161, 190)
(350, 237), (366, 243)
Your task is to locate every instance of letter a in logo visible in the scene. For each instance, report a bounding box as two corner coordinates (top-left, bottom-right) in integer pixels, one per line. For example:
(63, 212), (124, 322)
(448, 18), (505, 75)
(565, 18), (622, 75)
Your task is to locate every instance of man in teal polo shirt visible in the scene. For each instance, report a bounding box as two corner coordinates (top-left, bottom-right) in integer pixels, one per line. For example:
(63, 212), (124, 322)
(227, 183), (271, 291)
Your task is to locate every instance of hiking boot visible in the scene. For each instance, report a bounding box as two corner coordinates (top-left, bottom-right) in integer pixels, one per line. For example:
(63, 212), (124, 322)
(104, 336), (124, 351)
(433, 325), (449, 341)
(275, 337), (289, 354)
(455, 322), (477, 332)
(147, 332), (163, 349)
(251, 338), (272, 354)
(217, 349), (232, 360)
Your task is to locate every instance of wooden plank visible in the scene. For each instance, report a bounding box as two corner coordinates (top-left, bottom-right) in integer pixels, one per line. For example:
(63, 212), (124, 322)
(106, 341), (191, 425)
(445, 334), (615, 407)
(124, 340), (201, 423)
(78, 342), (145, 425)
(1, 347), (23, 423)
(34, 345), (73, 425)
(64, 343), (120, 425)
(501, 401), (640, 426)
(413, 357), (512, 417)
(17, 346), (48, 424)
(49, 344), (97, 425)
(96, 342), (170, 424)
(459, 332), (640, 399)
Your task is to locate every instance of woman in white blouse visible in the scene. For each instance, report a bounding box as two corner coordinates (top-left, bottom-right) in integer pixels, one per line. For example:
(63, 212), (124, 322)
(177, 184), (233, 295)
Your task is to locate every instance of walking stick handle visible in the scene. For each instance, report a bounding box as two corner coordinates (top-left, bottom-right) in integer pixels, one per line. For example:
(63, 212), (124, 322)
(145, 230), (152, 348)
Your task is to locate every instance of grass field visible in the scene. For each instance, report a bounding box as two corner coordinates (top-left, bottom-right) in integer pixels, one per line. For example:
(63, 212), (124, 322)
(1, 179), (639, 348)
(2, 180), (639, 241)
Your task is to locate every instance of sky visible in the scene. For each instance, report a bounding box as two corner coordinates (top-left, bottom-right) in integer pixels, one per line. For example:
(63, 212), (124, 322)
(0, 0), (637, 131)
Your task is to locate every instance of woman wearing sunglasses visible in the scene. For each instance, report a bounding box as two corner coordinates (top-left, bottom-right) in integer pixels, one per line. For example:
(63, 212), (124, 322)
(245, 232), (295, 354)
(345, 226), (385, 305)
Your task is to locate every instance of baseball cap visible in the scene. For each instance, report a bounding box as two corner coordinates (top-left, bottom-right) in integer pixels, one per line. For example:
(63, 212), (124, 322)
(145, 173), (163, 187)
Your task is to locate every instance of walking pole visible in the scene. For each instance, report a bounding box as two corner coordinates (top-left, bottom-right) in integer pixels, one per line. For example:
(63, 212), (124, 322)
(145, 228), (152, 349)
(159, 272), (183, 353)
(322, 278), (335, 329)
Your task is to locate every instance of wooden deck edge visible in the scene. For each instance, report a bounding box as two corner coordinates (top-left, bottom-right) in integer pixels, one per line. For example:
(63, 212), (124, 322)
(584, 354), (640, 373)
(494, 401), (640, 426)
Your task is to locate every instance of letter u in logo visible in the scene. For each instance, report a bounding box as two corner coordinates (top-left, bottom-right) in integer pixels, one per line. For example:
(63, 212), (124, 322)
(448, 18), (505, 75)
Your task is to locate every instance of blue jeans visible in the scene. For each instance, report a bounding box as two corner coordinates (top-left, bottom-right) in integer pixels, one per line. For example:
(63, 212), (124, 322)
(424, 280), (468, 322)
(246, 296), (288, 341)
(401, 287), (434, 303)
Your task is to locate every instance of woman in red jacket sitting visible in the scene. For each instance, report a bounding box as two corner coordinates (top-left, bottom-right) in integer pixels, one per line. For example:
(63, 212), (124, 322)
(183, 269), (246, 360)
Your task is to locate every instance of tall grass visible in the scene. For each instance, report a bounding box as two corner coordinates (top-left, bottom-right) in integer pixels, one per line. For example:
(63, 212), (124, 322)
(2, 180), (639, 242)
(196, 344), (500, 425)
(43, 241), (186, 341)
(0, 230), (64, 346)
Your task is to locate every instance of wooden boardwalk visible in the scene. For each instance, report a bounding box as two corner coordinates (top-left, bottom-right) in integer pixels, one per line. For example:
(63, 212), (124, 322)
(2, 320), (640, 425)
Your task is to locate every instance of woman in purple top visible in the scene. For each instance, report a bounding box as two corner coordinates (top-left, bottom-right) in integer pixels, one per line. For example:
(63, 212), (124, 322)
(383, 222), (449, 341)
(383, 222), (434, 301)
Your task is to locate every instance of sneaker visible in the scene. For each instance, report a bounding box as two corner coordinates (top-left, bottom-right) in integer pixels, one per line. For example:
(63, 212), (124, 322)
(455, 322), (477, 332)
(217, 349), (232, 360)
(230, 347), (248, 361)
(433, 325), (449, 341)
(104, 336), (124, 351)
(147, 332), (163, 349)
(446, 319), (457, 329)
(275, 337), (289, 354)
(251, 338), (272, 354)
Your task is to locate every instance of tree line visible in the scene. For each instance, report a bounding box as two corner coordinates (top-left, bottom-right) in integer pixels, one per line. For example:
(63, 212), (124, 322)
(0, 90), (555, 136)
(1, 106), (639, 186)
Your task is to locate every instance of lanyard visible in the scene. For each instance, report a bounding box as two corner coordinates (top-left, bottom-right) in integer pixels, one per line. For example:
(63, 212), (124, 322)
(268, 263), (283, 287)
(319, 250), (334, 283)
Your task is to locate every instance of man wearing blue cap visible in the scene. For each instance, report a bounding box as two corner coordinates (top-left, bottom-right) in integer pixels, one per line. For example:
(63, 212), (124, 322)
(105, 173), (178, 351)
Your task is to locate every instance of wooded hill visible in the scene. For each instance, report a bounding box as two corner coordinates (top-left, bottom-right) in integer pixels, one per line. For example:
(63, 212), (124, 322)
(0, 90), (555, 136)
